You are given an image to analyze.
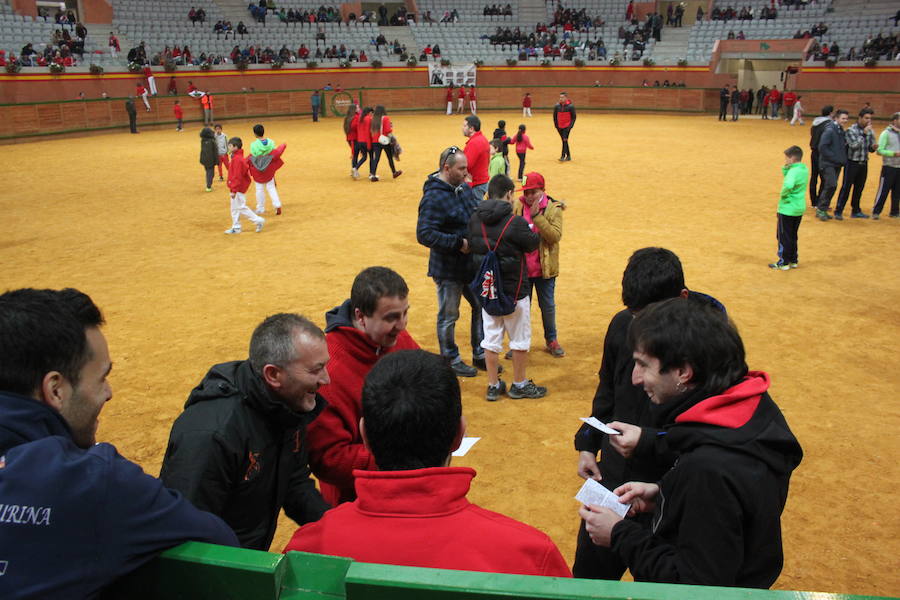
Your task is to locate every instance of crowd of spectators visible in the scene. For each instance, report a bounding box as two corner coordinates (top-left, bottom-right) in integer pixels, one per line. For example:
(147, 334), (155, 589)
(188, 7), (207, 25)
(550, 6), (605, 30)
(808, 32), (900, 62)
(711, 5), (778, 20)
(247, 2), (343, 24)
(641, 78), (688, 86)
(483, 4), (513, 16)
(12, 23), (89, 67)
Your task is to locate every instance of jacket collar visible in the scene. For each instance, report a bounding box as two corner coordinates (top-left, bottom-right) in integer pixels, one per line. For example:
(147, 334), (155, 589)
(232, 360), (326, 427)
(353, 467), (475, 516)
(0, 390), (73, 452)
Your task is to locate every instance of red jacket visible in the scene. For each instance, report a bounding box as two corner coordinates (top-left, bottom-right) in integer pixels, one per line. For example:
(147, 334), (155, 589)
(307, 308), (419, 505)
(768, 89), (781, 104)
(226, 149), (252, 193)
(173, 104), (183, 119)
(446, 88), (454, 102)
(347, 113), (359, 142)
(379, 115), (392, 136)
(143, 66), (152, 78)
(283, 467), (573, 578)
(356, 113), (372, 148)
(468, 87), (476, 100)
(248, 143), (285, 183)
(464, 130), (490, 186)
(458, 87), (466, 99)
(522, 95), (532, 107)
(782, 91), (797, 107)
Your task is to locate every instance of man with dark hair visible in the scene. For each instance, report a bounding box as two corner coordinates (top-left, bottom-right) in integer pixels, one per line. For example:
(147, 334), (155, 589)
(769, 146), (808, 270)
(307, 267), (420, 505)
(553, 91), (576, 160)
(809, 105), (834, 206)
(815, 108), (849, 220)
(718, 84), (729, 121)
(125, 95), (138, 133)
(0, 288), (237, 599)
(871, 111), (900, 220)
(462, 115), (490, 200)
(283, 350), (571, 578)
(160, 313), (331, 550)
(417, 147), (486, 378)
(579, 298), (802, 588)
(835, 108), (877, 220)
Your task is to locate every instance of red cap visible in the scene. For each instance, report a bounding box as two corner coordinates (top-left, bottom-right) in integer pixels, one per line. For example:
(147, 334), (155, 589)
(517, 172), (545, 191)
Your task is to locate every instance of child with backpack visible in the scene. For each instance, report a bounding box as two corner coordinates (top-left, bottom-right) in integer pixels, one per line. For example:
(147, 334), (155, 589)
(467, 174), (545, 402)
(514, 124), (534, 182)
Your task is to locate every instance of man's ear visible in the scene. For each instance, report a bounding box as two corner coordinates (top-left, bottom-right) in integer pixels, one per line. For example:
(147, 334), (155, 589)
(39, 371), (69, 412)
(675, 363), (694, 386)
(360, 418), (371, 452)
(450, 415), (467, 453)
(261, 364), (282, 389)
(679, 288), (689, 299)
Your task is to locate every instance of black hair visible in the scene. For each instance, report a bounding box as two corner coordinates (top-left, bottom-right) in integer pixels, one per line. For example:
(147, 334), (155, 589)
(835, 109), (849, 118)
(350, 267), (409, 317)
(621, 247), (685, 311)
(253, 123), (265, 137)
(628, 297), (748, 399)
(497, 119), (506, 129)
(362, 350), (461, 470)
(516, 124), (525, 143)
(488, 174), (515, 200)
(490, 137), (503, 152)
(370, 105), (387, 137)
(228, 137), (242, 148)
(820, 105), (833, 116)
(859, 107), (874, 118)
(0, 288), (103, 397)
(464, 115), (481, 131)
(785, 145), (803, 160)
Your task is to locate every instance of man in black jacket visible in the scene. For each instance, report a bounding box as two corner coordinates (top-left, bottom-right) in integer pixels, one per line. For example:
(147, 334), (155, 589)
(815, 109), (849, 220)
(808, 105), (834, 206)
(125, 95), (138, 134)
(579, 298), (802, 588)
(160, 313), (331, 550)
(467, 174), (542, 401)
(553, 92), (576, 161)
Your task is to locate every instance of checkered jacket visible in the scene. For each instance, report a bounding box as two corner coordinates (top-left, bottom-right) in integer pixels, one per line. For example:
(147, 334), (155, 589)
(845, 123), (876, 163)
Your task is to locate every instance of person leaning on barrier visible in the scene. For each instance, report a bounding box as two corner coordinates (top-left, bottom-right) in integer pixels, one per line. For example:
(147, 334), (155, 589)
(0, 288), (238, 600)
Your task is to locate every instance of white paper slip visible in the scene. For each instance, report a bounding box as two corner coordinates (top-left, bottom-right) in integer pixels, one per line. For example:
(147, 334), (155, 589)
(452, 437), (480, 457)
(580, 417), (621, 435)
(575, 478), (631, 518)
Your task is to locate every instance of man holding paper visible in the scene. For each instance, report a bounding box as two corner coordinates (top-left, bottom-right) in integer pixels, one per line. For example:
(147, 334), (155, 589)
(578, 298), (803, 588)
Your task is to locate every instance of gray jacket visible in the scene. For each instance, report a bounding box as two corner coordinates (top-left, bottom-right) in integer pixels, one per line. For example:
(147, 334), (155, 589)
(818, 121), (847, 168)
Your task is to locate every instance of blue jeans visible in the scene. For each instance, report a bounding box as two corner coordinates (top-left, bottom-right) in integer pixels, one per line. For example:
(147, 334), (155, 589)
(529, 276), (557, 343)
(435, 278), (484, 363)
(471, 183), (488, 202)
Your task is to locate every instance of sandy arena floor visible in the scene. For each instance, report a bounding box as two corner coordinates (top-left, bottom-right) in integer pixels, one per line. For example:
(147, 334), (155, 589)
(3, 110), (898, 597)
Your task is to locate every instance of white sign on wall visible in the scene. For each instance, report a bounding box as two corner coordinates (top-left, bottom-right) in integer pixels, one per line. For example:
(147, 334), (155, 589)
(427, 63), (476, 88)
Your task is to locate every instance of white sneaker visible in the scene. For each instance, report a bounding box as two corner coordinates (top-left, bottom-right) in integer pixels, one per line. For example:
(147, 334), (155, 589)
(255, 209), (264, 215)
(224, 227), (241, 234)
(351, 168), (359, 179)
(255, 219), (265, 232)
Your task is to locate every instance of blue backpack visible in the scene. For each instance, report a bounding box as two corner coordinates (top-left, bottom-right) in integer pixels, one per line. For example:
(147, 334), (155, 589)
(470, 217), (523, 317)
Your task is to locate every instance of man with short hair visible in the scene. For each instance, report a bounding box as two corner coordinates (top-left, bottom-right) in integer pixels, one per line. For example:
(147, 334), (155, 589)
(808, 105), (834, 206)
(0, 288), (237, 599)
(815, 109), (849, 220)
(283, 349), (572, 578)
(417, 147), (486, 378)
(871, 111), (900, 220)
(579, 298), (802, 588)
(160, 313), (331, 550)
(835, 108), (877, 220)
(307, 267), (420, 505)
(462, 115), (490, 200)
(553, 91), (576, 160)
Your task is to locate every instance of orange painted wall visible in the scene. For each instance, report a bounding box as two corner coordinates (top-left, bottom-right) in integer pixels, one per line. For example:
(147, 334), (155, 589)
(80, 0), (114, 24)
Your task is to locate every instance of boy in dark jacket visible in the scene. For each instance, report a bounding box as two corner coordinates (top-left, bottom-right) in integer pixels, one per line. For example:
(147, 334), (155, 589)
(199, 126), (218, 192)
(467, 174), (543, 401)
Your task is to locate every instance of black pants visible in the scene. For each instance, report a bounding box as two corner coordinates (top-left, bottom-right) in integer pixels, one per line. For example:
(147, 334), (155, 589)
(516, 152), (527, 180)
(352, 141), (369, 170)
(556, 126), (572, 159)
(312, 105), (319, 121)
(809, 151), (822, 206)
(816, 164), (842, 211)
(872, 165), (900, 216)
(835, 160), (867, 215)
(371, 143), (396, 176)
(718, 99), (728, 120)
(776, 213), (802, 264)
(204, 166), (215, 188)
(128, 113), (137, 133)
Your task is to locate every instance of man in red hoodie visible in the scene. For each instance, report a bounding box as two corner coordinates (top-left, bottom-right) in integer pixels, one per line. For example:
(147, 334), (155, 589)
(306, 267), (419, 505)
(462, 115), (490, 200)
(285, 349), (572, 579)
(224, 137), (265, 234)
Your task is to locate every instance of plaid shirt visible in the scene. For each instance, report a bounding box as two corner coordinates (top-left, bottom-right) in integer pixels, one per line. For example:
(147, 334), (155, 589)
(845, 123), (876, 163)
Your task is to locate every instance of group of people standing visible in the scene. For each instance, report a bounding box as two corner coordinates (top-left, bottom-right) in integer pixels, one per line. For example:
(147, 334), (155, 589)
(343, 105), (403, 182)
(718, 85), (804, 124)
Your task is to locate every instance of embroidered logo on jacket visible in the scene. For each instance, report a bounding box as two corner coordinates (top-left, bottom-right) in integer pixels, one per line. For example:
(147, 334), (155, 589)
(244, 452), (261, 481)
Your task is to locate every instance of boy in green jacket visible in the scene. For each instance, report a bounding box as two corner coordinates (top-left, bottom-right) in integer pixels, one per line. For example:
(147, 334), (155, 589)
(488, 138), (507, 178)
(770, 145), (809, 270)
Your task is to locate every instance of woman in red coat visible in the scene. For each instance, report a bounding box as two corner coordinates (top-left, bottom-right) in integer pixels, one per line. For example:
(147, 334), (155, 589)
(352, 106), (373, 180)
(368, 105), (402, 182)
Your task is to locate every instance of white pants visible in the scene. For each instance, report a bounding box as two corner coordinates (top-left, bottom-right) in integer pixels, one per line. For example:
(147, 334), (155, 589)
(469, 101), (477, 114)
(457, 98), (464, 112)
(255, 179), (281, 213)
(523, 107), (532, 117)
(140, 92), (150, 110)
(109, 47), (117, 58)
(231, 192), (263, 228)
(790, 109), (804, 125)
(446, 101), (453, 115)
(481, 296), (531, 354)
(147, 75), (157, 95)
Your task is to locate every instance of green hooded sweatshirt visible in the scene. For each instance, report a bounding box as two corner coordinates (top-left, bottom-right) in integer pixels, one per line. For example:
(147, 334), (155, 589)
(778, 161), (809, 217)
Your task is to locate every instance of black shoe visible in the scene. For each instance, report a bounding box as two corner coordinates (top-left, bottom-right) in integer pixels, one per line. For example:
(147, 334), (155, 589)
(851, 212), (870, 219)
(472, 357), (502, 374)
(834, 212), (843, 221)
(508, 380), (548, 399)
(450, 361), (477, 377)
(486, 380), (506, 402)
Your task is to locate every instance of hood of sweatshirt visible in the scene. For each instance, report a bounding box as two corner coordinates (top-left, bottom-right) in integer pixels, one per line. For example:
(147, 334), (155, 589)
(422, 172), (467, 198)
(0, 391), (73, 454)
(474, 198), (513, 226)
(812, 116), (831, 126)
(200, 127), (215, 139)
(324, 299), (395, 362)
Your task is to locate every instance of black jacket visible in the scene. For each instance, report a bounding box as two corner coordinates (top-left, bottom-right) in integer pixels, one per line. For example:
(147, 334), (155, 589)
(611, 372), (803, 588)
(125, 98), (136, 116)
(199, 127), (218, 167)
(467, 199), (540, 301)
(818, 121), (847, 167)
(159, 360), (330, 550)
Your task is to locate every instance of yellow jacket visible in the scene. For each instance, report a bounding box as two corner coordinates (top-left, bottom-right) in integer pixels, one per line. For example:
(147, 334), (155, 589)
(514, 195), (564, 279)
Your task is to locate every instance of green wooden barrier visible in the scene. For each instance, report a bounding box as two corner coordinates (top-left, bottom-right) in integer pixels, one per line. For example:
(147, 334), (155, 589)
(103, 543), (897, 600)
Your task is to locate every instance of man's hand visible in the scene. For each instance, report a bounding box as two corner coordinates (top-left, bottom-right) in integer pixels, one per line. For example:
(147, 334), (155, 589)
(529, 196), (542, 217)
(607, 421), (642, 458)
(578, 505), (623, 547)
(577, 451), (602, 481)
(614, 481), (659, 516)
(459, 238), (470, 254)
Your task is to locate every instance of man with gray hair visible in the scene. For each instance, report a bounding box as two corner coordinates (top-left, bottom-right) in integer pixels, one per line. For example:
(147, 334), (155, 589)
(160, 313), (332, 550)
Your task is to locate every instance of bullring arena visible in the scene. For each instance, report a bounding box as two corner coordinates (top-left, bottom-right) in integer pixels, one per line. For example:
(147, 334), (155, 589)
(1, 0), (899, 597)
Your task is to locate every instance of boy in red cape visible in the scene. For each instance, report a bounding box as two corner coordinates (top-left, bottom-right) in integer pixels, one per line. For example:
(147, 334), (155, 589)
(248, 123), (285, 216)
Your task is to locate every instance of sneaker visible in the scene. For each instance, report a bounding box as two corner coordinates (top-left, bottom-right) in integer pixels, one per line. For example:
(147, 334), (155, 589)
(815, 209), (831, 221)
(392, 170), (403, 179)
(255, 209), (265, 215)
(788, 262), (799, 269)
(275, 207), (282, 216)
(486, 380), (506, 402)
(768, 262), (790, 270)
(219, 176), (224, 181)
(546, 340), (566, 358)
(833, 212), (843, 221)
(472, 357), (502, 374)
(851, 212), (870, 219)
(370, 175), (379, 182)
(508, 380), (548, 399)
(450, 361), (477, 378)
(205, 187), (213, 192)
(873, 214), (880, 220)
(351, 168), (359, 179)
(255, 219), (265, 232)
(224, 227), (241, 234)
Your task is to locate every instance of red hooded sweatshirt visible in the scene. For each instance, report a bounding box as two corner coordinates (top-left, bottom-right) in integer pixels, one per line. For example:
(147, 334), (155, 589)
(225, 148), (251, 193)
(248, 143), (286, 183)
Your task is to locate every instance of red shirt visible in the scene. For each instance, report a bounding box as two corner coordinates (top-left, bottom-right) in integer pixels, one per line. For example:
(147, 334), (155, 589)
(283, 467), (572, 579)
(468, 87), (476, 100)
(347, 113), (359, 142)
(173, 104), (183, 118)
(298, 46), (309, 58)
(356, 113), (373, 148)
(782, 91), (797, 107)
(225, 148), (252, 193)
(380, 115), (392, 136)
(446, 88), (454, 102)
(136, 85), (146, 95)
(522, 95), (532, 107)
(464, 131), (490, 186)
(307, 324), (419, 505)
(458, 88), (466, 99)
(143, 66), (152, 77)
